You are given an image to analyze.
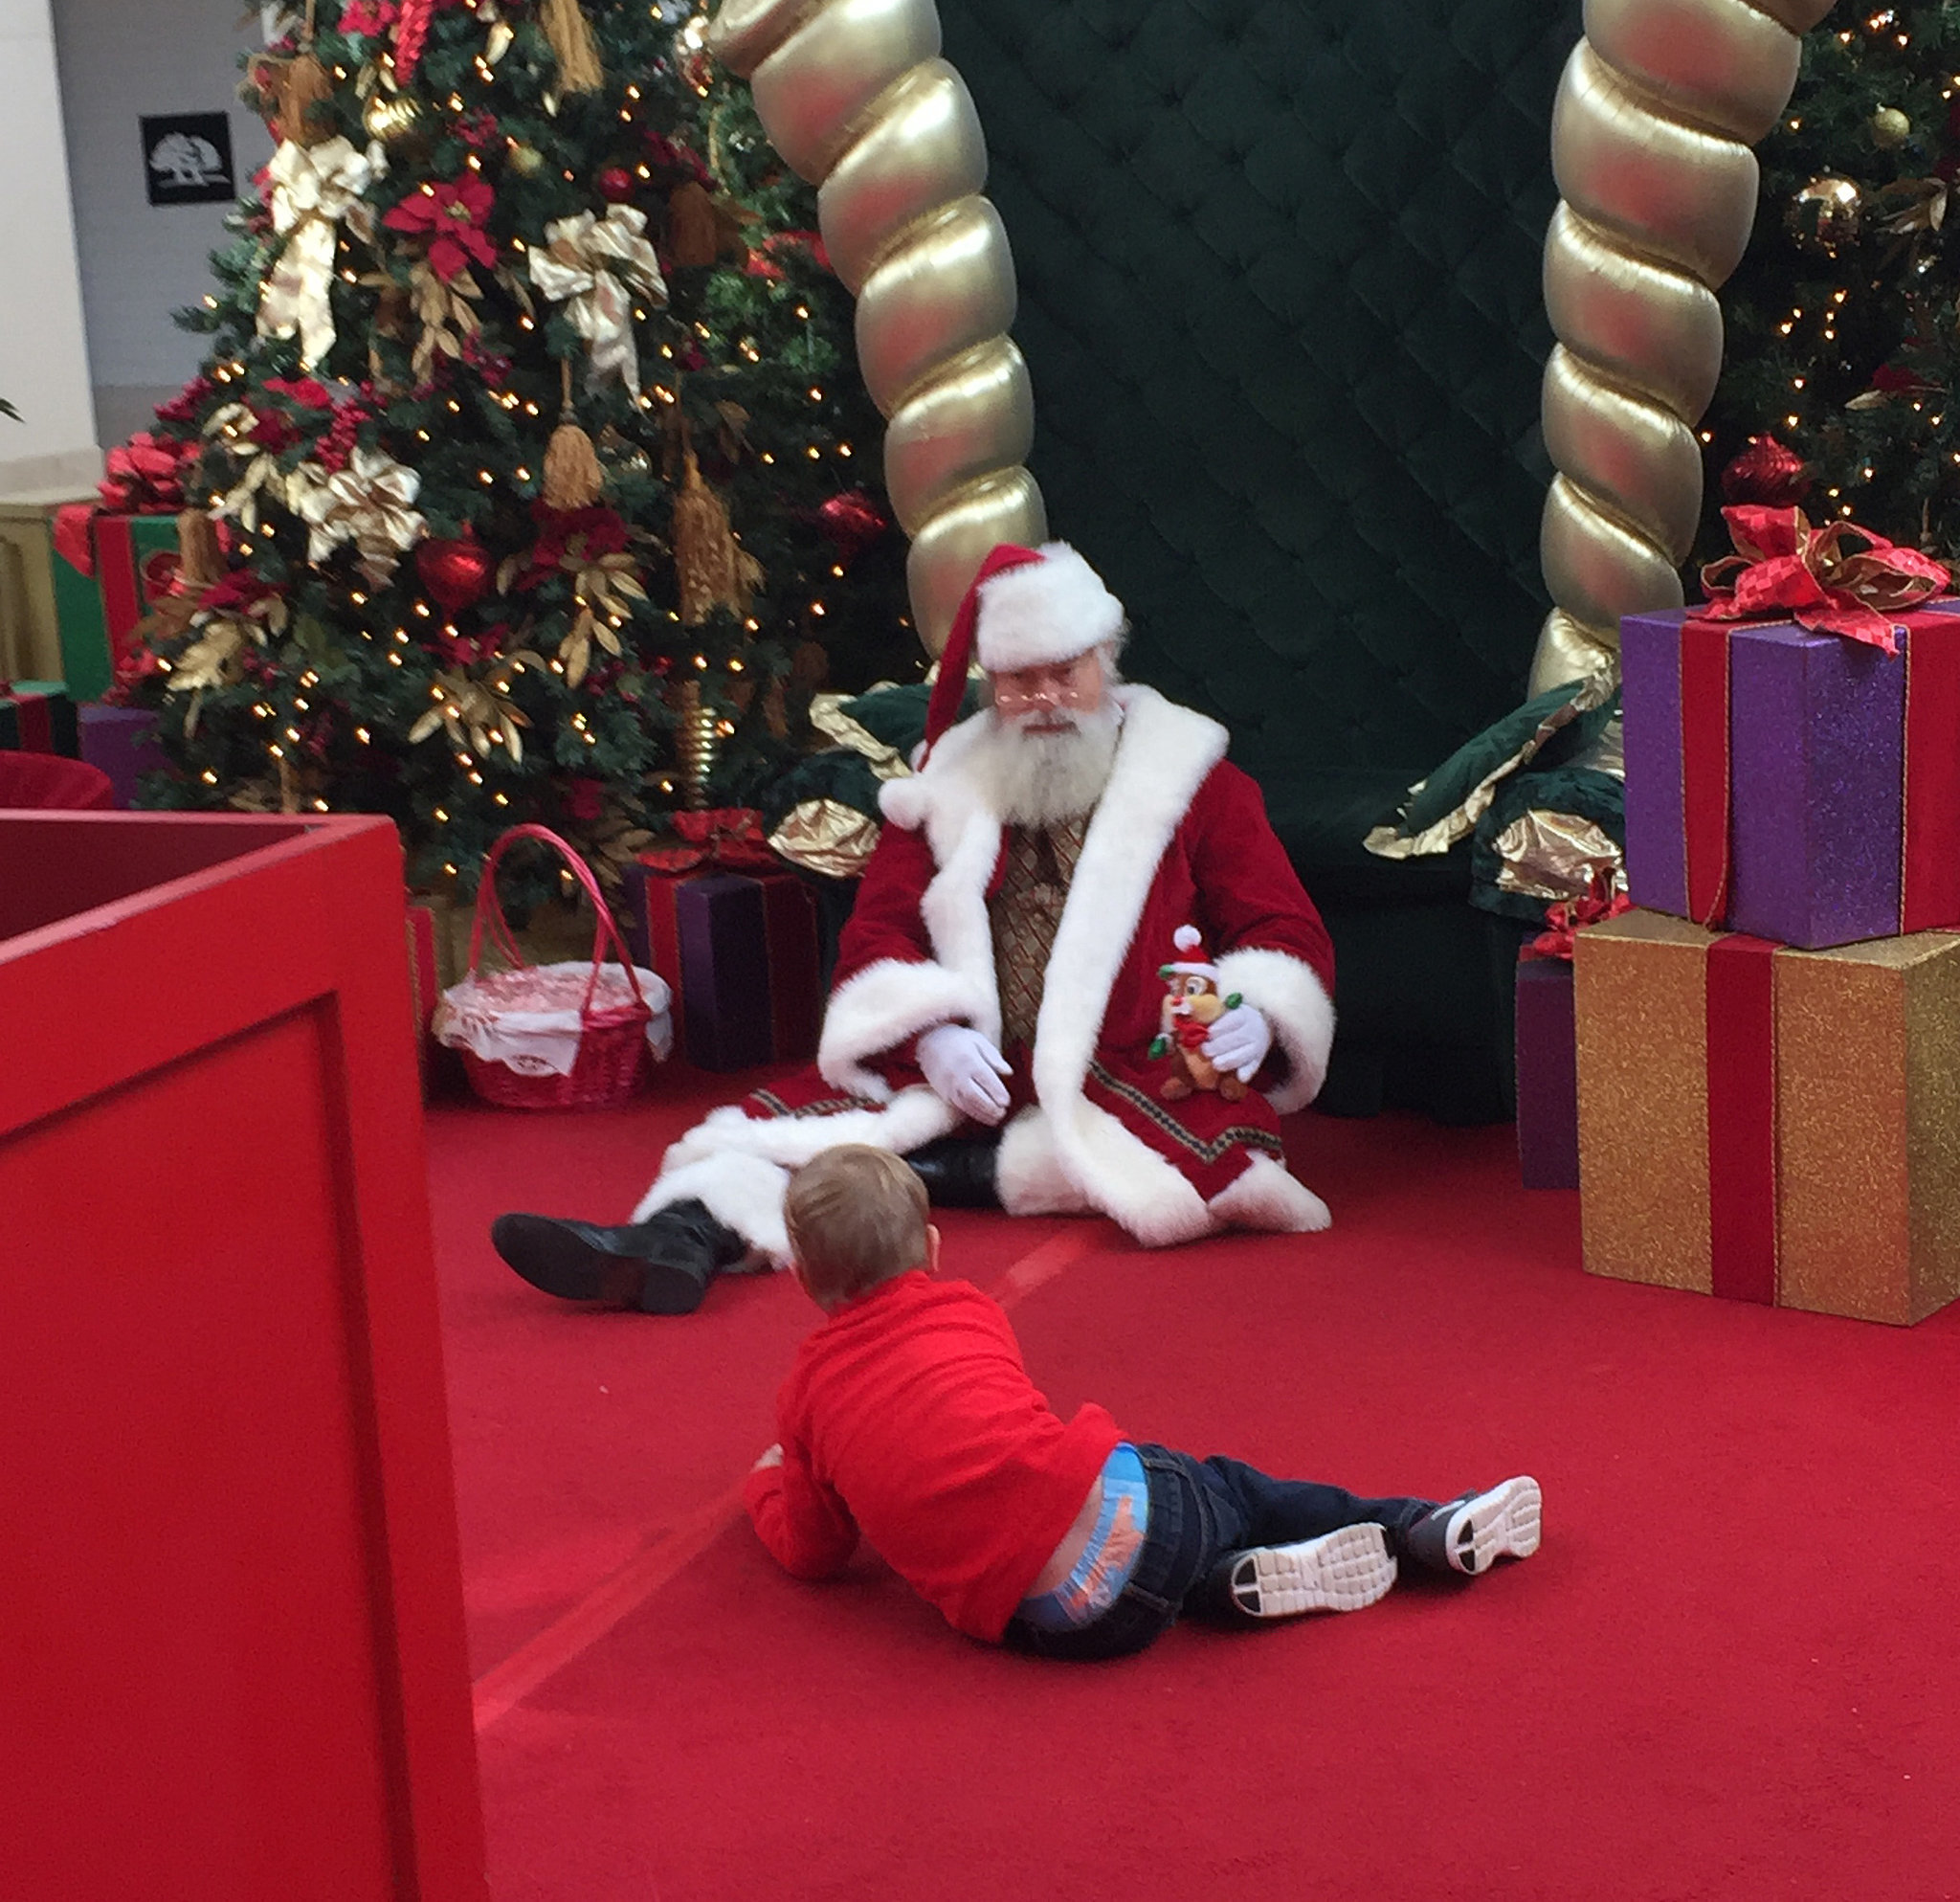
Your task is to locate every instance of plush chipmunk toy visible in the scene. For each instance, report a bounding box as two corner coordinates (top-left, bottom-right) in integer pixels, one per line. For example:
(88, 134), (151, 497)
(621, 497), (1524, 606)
(1148, 925), (1247, 1102)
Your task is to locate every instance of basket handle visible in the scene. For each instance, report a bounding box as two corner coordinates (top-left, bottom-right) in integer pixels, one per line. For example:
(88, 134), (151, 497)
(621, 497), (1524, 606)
(468, 823), (652, 1024)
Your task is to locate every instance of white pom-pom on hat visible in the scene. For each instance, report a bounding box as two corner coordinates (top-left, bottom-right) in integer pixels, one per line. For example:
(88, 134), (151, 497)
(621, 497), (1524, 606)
(1163, 922), (1219, 978)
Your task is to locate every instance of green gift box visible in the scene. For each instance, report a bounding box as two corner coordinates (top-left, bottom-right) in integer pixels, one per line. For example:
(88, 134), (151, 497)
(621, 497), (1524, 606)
(50, 507), (182, 703)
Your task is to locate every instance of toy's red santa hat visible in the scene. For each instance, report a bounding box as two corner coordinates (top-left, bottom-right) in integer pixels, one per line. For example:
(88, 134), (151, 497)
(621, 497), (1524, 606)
(921, 540), (1126, 754)
(1159, 924), (1219, 981)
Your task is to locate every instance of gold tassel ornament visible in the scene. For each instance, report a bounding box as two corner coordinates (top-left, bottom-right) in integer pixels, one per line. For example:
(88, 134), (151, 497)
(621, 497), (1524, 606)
(671, 442), (740, 625)
(665, 182), (722, 269)
(176, 509), (226, 593)
(274, 2), (334, 147)
(543, 359), (605, 510)
(275, 50), (335, 145)
(541, 0), (605, 94)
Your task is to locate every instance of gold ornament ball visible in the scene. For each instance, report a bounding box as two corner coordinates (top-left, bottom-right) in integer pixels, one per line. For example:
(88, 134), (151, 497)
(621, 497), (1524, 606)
(1787, 176), (1863, 255)
(1871, 106), (1911, 149)
(507, 143), (546, 177)
(363, 88), (422, 147)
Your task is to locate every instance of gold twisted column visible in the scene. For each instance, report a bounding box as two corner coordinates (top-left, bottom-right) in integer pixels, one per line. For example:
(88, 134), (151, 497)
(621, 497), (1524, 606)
(1531, 0), (1838, 693)
(708, 0), (1046, 654)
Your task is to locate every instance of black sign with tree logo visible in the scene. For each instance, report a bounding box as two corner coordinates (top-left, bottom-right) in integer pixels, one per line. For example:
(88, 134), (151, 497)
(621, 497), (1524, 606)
(141, 114), (235, 207)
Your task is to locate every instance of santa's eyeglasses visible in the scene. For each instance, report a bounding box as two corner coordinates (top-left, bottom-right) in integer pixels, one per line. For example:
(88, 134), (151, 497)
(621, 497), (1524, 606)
(989, 653), (1102, 712)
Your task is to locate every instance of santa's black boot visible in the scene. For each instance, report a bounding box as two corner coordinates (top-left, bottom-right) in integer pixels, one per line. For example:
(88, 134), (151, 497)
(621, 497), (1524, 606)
(491, 1198), (747, 1314)
(905, 1134), (1002, 1209)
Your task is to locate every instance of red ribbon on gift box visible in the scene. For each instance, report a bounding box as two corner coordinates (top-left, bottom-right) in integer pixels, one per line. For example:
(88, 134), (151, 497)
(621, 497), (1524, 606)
(638, 807), (779, 874)
(1520, 873), (1632, 963)
(1697, 503), (1949, 656)
(1679, 506), (1960, 930)
(1704, 933), (1779, 1305)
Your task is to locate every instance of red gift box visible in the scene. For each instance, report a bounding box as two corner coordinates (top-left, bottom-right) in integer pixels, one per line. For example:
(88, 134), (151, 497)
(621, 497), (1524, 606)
(52, 504), (185, 704)
(0, 680), (80, 757)
(623, 811), (821, 1069)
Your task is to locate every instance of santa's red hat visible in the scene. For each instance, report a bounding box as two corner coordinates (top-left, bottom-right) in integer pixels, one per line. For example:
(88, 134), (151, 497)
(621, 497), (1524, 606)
(922, 540), (1126, 753)
(1159, 924), (1219, 981)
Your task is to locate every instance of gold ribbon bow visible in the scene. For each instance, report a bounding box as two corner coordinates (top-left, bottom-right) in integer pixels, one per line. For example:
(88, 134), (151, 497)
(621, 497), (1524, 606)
(257, 135), (385, 369)
(527, 206), (668, 392)
(207, 401), (289, 529)
(286, 445), (426, 584)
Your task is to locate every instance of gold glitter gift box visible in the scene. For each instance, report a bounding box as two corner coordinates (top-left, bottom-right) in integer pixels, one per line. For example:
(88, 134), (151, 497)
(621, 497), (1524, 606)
(1575, 909), (1960, 1325)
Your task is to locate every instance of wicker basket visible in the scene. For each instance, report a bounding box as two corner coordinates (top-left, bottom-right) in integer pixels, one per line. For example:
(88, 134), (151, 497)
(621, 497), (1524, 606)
(434, 824), (670, 1110)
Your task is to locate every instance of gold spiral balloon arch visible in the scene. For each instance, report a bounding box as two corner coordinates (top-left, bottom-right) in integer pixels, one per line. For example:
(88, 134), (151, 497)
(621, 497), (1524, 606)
(707, 0), (1047, 655)
(1530, 0), (1839, 694)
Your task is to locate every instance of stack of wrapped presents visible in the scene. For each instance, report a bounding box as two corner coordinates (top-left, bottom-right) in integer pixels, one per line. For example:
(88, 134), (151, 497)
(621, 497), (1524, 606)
(1577, 506), (1960, 1326)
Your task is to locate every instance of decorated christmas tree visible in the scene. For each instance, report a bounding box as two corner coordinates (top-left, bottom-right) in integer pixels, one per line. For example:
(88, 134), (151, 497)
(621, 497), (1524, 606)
(125, 0), (910, 900)
(1701, 3), (1960, 557)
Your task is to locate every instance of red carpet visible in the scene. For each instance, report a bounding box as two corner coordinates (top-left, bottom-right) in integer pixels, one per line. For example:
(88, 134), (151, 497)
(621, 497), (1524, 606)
(428, 1068), (1960, 1901)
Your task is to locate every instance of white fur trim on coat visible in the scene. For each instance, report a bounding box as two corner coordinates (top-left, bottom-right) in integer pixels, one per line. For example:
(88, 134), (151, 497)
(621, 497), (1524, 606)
(632, 1149), (793, 1263)
(1025, 689), (1231, 1242)
(1206, 1151), (1331, 1234)
(994, 1108), (1095, 1217)
(973, 541), (1124, 672)
(1213, 946), (1336, 1113)
(817, 954), (993, 1101)
(635, 1084), (962, 1264)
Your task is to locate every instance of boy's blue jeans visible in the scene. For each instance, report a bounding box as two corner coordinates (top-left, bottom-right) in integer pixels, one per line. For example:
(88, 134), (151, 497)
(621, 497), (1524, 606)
(1001, 1443), (1437, 1662)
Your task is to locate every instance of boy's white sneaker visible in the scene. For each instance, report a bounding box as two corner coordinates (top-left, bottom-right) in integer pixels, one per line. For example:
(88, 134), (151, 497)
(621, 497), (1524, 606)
(1217, 1523), (1397, 1620)
(1406, 1476), (1542, 1577)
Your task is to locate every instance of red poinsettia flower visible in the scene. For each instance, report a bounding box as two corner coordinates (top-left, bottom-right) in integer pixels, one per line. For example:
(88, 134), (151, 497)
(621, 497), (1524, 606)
(383, 175), (498, 281)
(262, 375), (335, 409)
(247, 407), (301, 455)
(155, 376), (216, 425)
(338, 0), (400, 34)
(744, 229), (833, 282)
(195, 570), (280, 616)
(519, 501), (632, 584)
(98, 433), (197, 511)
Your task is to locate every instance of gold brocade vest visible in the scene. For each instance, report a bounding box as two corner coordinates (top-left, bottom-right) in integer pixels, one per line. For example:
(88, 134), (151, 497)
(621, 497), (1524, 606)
(989, 816), (1091, 1051)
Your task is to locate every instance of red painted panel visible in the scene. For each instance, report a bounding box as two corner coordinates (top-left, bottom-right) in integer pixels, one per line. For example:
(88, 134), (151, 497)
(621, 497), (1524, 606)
(0, 813), (484, 1902)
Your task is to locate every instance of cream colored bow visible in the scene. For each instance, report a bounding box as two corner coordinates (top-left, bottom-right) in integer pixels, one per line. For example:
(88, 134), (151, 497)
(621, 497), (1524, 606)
(257, 135), (385, 369)
(208, 401), (289, 529)
(527, 205), (668, 392)
(286, 445), (426, 584)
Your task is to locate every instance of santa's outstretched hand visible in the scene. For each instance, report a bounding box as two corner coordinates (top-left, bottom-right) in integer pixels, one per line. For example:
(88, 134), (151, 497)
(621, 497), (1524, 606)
(1204, 1003), (1273, 1084)
(918, 1022), (1013, 1125)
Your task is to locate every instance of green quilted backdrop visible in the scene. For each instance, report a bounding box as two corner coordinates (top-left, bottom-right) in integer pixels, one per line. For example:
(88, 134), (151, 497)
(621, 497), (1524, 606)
(933, 0), (1581, 1117)
(938, 0), (1578, 872)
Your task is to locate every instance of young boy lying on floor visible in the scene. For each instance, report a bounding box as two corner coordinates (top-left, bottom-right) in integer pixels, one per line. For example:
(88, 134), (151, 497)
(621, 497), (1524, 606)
(746, 1144), (1542, 1660)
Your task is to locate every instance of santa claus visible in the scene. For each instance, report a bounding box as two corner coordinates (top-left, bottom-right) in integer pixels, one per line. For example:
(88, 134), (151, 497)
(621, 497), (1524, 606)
(493, 541), (1338, 1312)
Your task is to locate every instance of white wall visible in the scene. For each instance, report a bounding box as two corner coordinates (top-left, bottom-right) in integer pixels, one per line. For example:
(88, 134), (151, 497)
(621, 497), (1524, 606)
(0, 0), (101, 492)
(49, 0), (271, 447)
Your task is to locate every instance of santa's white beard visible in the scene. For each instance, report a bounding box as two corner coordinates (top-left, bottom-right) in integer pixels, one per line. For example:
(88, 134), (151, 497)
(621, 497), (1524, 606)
(976, 700), (1125, 827)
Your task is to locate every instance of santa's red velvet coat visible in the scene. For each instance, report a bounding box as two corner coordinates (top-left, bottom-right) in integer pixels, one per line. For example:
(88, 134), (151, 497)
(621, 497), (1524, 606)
(634, 686), (1337, 1258)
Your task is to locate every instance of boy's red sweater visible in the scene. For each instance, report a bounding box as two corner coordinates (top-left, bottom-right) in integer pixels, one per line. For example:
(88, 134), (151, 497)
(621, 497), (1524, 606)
(745, 1270), (1123, 1642)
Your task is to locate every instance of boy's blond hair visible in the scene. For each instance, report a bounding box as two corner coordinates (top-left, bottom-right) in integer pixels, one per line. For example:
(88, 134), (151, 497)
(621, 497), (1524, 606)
(785, 1145), (930, 1305)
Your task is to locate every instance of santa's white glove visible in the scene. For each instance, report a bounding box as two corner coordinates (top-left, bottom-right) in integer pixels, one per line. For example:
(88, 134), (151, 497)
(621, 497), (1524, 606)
(917, 1022), (1013, 1125)
(1204, 1002), (1273, 1083)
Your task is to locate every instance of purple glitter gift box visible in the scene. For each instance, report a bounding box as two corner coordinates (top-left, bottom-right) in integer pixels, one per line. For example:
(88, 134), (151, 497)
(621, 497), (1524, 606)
(1514, 954), (1578, 1191)
(1621, 602), (1960, 950)
(78, 705), (161, 809)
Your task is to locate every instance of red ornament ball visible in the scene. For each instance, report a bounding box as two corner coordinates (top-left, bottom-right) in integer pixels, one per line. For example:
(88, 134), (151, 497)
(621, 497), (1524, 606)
(815, 488), (892, 564)
(416, 532), (496, 613)
(596, 167), (636, 204)
(1720, 434), (1810, 507)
